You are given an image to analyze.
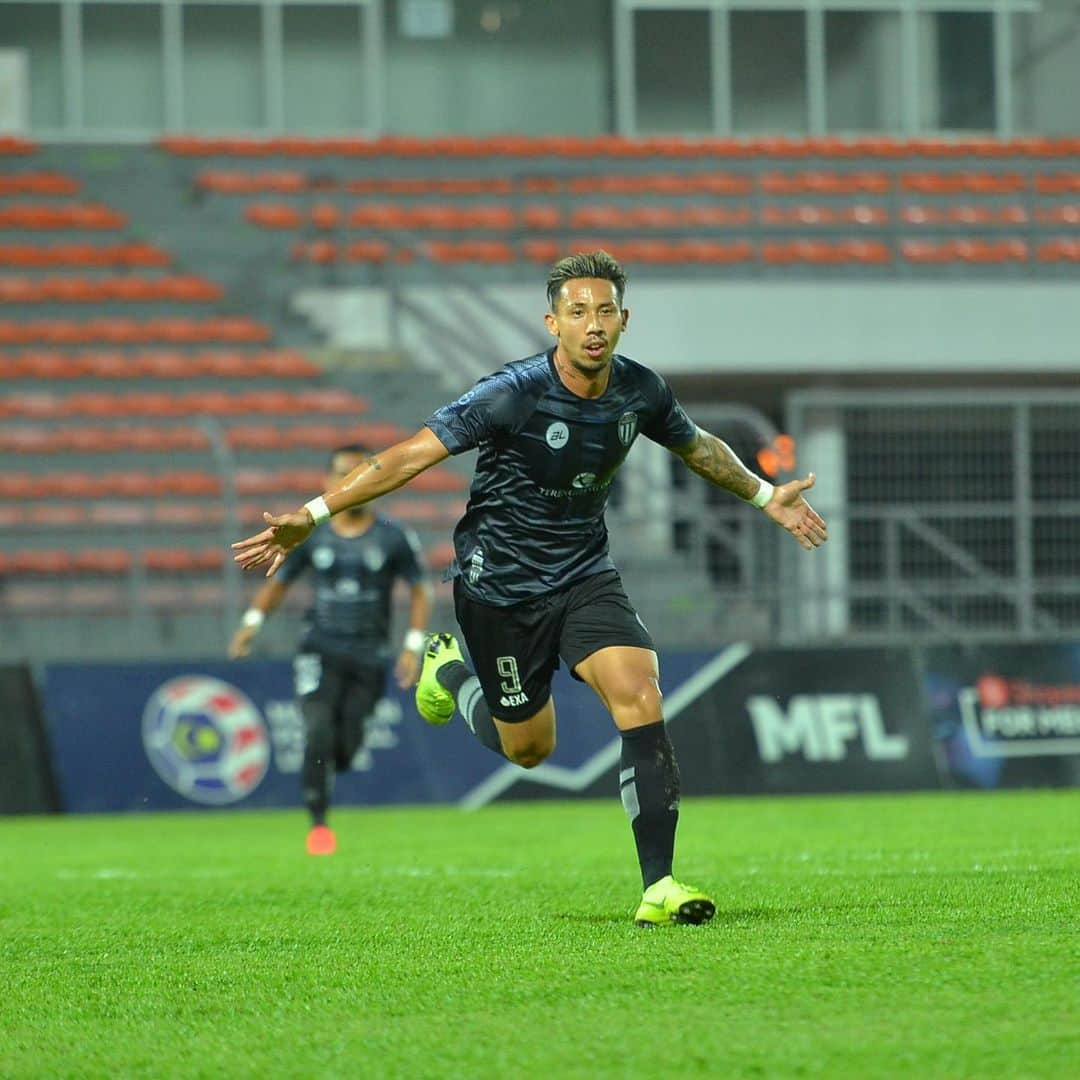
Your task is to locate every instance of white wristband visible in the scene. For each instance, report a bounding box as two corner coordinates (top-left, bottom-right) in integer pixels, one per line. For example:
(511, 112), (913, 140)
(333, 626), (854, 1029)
(303, 496), (331, 526)
(241, 608), (265, 630)
(403, 628), (426, 654)
(749, 479), (775, 509)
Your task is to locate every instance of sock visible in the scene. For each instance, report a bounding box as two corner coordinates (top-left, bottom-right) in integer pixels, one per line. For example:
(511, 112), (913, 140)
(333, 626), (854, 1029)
(301, 716), (335, 828)
(619, 721), (680, 889)
(437, 660), (507, 759)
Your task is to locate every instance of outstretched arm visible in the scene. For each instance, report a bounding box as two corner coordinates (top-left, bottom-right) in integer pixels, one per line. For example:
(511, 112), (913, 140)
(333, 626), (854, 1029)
(228, 578), (288, 658)
(394, 580), (434, 689)
(232, 427), (451, 576)
(671, 427), (828, 551)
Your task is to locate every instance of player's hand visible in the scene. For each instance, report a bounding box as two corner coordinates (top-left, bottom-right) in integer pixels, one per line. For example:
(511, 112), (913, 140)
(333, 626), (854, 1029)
(394, 648), (421, 689)
(228, 626), (257, 659)
(762, 472), (828, 551)
(231, 510), (313, 577)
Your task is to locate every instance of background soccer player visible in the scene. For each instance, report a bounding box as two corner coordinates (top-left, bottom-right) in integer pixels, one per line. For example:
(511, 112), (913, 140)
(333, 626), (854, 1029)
(233, 253), (827, 921)
(228, 443), (432, 856)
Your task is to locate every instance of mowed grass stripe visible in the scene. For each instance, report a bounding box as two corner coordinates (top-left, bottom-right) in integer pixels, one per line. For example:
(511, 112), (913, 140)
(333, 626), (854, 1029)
(0, 791), (1076, 1079)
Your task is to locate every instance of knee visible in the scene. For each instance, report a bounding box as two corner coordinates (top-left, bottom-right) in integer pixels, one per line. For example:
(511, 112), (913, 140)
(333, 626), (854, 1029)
(611, 677), (664, 728)
(504, 737), (554, 769)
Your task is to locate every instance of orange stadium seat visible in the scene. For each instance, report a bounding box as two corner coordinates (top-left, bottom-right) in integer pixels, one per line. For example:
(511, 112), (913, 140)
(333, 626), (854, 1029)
(760, 171), (891, 195)
(680, 241), (755, 264)
(311, 203), (342, 229)
(226, 425), (284, 451)
(196, 170), (307, 194)
(0, 135), (37, 154)
(901, 239), (1029, 263)
(72, 550), (133, 575)
(0, 243), (170, 268)
(762, 240), (891, 264)
(19, 505), (90, 528)
(426, 542), (456, 570)
(902, 205), (1029, 226)
(901, 172), (1027, 195)
(344, 240), (391, 262)
(1037, 239), (1080, 261)
(423, 241), (515, 263)
(522, 205), (562, 230)
(245, 203), (304, 229)
(681, 206), (754, 227)
(143, 548), (218, 574)
(0, 204), (128, 229)
(1034, 174), (1080, 194)
(11, 550), (75, 575)
(522, 240), (562, 263)
(0, 173), (79, 196)
(292, 240), (339, 263)
(760, 205), (890, 226)
(1035, 206), (1080, 225)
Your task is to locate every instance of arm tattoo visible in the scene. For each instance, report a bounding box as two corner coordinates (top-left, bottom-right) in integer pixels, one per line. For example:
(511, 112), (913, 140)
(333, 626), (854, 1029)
(364, 454), (382, 472)
(674, 429), (759, 501)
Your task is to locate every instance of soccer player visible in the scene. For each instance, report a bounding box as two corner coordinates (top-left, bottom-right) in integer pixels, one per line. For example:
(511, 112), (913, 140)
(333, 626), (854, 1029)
(228, 443), (432, 856)
(233, 252), (827, 922)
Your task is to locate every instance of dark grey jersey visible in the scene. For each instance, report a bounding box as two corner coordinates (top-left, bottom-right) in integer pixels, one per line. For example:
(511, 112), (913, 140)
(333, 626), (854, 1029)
(277, 516), (425, 662)
(424, 349), (697, 606)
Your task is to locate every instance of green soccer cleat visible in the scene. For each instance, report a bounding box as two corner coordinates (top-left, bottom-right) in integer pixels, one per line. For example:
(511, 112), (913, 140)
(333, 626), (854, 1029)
(634, 875), (716, 928)
(414, 633), (465, 726)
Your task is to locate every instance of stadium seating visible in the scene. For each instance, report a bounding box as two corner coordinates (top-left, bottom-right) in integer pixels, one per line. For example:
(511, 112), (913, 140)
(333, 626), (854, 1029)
(191, 136), (1080, 272)
(0, 242), (171, 267)
(4, 132), (1079, 638)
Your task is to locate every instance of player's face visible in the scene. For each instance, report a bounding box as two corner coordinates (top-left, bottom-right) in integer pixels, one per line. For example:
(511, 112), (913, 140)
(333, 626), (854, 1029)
(544, 278), (628, 375)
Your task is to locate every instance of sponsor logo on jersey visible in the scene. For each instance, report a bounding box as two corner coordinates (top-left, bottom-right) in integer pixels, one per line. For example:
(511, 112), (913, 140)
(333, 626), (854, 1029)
(545, 422), (570, 449)
(617, 412), (638, 445)
(499, 692), (529, 708)
(468, 548), (485, 584)
(362, 546), (386, 572)
(312, 546), (335, 570)
(572, 472), (597, 489)
(142, 676), (270, 804)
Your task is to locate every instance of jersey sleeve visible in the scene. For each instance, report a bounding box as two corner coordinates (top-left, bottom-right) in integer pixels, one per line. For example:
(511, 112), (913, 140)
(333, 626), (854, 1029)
(423, 368), (524, 454)
(391, 524), (427, 585)
(275, 539), (311, 585)
(639, 370), (698, 449)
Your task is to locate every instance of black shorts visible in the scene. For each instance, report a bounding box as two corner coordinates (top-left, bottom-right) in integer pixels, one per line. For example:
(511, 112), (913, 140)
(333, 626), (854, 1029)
(294, 652), (385, 714)
(453, 569), (655, 722)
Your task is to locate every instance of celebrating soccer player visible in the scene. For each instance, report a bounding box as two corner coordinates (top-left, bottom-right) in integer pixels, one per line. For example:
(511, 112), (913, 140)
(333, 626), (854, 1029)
(233, 252), (827, 924)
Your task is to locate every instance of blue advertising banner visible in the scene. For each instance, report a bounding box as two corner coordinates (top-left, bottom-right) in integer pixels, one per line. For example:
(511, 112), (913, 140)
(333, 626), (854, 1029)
(488, 644), (943, 801)
(39, 659), (643, 813)
(922, 642), (1080, 789)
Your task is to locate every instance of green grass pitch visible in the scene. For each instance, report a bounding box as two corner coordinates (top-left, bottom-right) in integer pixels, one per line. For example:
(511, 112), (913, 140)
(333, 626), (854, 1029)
(1, 790), (1077, 1078)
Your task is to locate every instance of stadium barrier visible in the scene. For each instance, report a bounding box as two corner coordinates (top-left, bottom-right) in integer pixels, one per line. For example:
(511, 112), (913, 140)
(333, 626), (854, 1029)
(0, 664), (60, 813)
(32, 644), (1080, 815)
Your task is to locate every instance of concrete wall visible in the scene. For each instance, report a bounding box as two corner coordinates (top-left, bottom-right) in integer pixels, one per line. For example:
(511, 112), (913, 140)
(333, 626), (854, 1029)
(363, 280), (1080, 378)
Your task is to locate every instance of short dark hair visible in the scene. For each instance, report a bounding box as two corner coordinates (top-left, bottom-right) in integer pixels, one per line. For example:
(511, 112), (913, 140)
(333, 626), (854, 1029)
(546, 250), (627, 311)
(328, 443), (368, 468)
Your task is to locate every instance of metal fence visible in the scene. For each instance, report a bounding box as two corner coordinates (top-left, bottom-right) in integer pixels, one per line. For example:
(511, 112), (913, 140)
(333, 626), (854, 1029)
(662, 388), (1080, 647)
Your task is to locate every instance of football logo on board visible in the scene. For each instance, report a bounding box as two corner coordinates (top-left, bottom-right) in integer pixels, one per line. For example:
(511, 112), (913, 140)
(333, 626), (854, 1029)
(617, 412), (638, 446)
(545, 422), (569, 449)
(142, 676), (270, 805)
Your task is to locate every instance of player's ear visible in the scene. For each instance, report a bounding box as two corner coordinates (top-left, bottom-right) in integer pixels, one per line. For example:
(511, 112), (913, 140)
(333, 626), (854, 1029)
(621, 307), (630, 330)
(543, 310), (559, 338)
